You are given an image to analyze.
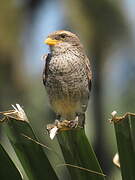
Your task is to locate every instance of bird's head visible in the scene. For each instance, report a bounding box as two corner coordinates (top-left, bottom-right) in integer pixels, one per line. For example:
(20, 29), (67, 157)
(44, 30), (83, 54)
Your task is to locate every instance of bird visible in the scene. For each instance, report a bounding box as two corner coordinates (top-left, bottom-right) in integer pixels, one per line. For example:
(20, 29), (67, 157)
(42, 30), (92, 128)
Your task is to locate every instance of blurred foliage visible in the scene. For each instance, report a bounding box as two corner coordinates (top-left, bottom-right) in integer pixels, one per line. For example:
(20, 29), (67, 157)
(0, 0), (27, 109)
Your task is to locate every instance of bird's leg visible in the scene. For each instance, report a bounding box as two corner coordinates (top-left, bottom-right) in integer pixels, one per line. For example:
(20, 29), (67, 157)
(68, 113), (85, 128)
(54, 114), (61, 125)
(68, 116), (79, 128)
(78, 113), (85, 128)
(47, 114), (61, 133)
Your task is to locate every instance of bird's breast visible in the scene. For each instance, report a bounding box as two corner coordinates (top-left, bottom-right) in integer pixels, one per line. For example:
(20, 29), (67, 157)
(52, 98), (81, 120)
(48, 52), (82, 74)
(45, 53), (89, 119)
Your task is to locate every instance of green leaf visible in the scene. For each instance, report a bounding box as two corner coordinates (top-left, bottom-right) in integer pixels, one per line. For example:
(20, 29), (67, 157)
(57, 129), (105, 180)
(113, 113), (135, 180)
(0, 144), (22, 180)
(2, 105), (58, 180)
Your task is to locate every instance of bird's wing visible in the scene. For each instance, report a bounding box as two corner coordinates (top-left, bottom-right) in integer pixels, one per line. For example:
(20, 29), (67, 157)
(84, 56), (92, 92)
(42, 53), (51, 86)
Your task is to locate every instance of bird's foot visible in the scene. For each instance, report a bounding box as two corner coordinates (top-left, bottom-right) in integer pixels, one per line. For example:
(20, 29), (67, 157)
(46, 117), (81, 139)
(54, 119), (61, 125)
(46, 119), (62, 133)
(47, 117), (80, 132)
(68, 116), (79, 128)
(54, 118), (79, 129)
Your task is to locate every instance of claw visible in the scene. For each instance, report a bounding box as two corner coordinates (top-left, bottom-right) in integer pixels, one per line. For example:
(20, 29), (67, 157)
(68, 116), (79, 128)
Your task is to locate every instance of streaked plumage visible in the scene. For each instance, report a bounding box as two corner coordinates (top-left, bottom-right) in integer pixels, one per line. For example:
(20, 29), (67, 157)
(43, 30), (92, 126)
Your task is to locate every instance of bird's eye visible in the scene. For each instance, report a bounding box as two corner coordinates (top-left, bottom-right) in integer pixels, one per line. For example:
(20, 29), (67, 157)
(60, 34), (66, 39)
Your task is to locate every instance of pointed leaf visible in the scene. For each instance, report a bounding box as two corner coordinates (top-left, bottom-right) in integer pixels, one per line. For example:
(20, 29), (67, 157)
(1, 105), (58, 180)
(113, 112), (135, 180)
(57, 129), (105, 180)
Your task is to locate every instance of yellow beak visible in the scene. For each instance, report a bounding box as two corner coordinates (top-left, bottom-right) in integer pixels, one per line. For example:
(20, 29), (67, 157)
(44, 38), (62, 45)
